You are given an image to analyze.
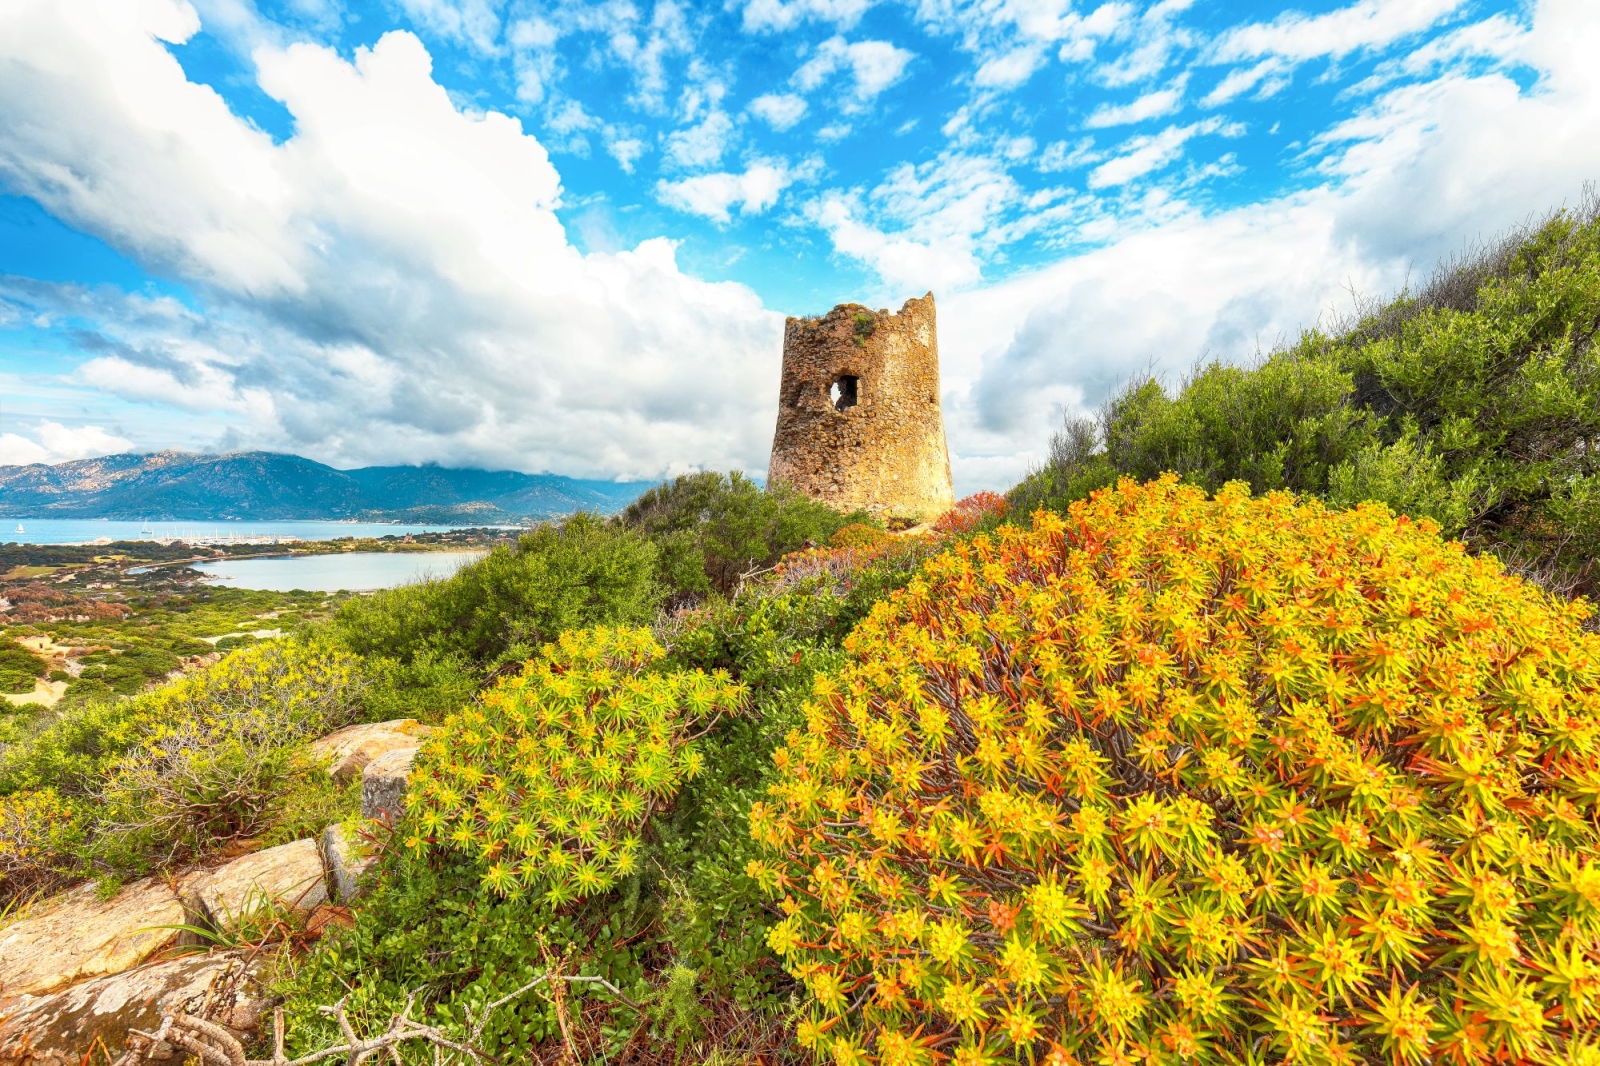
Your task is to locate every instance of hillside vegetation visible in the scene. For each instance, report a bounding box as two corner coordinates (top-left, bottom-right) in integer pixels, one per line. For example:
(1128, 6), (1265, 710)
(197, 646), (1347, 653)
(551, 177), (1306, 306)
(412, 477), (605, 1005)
(1, 210), (1598, 1064)
(1012, 200), (1600, 602)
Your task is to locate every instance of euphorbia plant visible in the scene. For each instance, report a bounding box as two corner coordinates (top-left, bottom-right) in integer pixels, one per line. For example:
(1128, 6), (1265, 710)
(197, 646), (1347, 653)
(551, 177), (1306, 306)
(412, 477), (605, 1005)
(406, 626), (744, 904)
(749, 476), (1600, 1065)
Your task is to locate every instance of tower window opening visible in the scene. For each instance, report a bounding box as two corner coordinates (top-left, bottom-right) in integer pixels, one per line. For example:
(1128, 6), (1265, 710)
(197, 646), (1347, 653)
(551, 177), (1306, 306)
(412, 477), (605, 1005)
(830, 375), (859, 411)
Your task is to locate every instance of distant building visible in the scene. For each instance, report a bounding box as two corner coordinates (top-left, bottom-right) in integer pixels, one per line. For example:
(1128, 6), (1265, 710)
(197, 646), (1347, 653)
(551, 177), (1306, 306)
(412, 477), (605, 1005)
(768, 292), (955, 523)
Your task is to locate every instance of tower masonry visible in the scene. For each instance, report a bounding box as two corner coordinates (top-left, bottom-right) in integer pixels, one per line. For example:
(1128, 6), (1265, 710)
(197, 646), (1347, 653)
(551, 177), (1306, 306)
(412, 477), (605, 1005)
(767, 292), (955, 522)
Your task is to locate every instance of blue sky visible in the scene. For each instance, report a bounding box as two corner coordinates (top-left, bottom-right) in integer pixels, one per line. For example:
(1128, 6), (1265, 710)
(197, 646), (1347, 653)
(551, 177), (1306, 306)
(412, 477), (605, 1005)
(1, 0), (1596, 491)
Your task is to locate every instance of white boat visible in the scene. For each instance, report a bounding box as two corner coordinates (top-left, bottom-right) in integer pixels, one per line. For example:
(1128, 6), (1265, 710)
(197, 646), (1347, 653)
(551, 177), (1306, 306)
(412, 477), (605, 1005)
(13, 524), (22, 535)
(140, 520), (154, 535)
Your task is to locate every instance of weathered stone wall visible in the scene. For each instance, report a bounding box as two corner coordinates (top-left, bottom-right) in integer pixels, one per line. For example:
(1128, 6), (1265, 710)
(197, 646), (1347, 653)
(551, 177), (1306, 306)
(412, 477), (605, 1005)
(768, 292), (955, 521)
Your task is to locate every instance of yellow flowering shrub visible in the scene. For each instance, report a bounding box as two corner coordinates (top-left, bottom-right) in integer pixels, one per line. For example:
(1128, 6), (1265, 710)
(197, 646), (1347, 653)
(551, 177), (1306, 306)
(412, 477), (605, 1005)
(748, 476), (1600, 1066)
(0, 788), (86, 897)
(405, 626), (745, 904)
(103, 641), (364, 859)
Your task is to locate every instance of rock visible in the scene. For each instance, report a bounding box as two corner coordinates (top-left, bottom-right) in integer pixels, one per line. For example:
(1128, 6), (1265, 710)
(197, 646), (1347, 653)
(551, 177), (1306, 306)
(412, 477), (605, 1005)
(188, 839), (328, 930)
(310, 719), (434, 783)
(0, 952), (266, 1064)
(361, 745), (420, 823)
(321, 823), (375, 902)
(0, 879), (185, 1000)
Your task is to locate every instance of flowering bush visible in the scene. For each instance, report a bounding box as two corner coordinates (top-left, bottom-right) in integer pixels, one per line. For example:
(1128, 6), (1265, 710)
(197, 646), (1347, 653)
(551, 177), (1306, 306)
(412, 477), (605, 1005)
(934, 491), (1010, 535)
(0, 788), (86, 898)
(102, 641), (364, 860)
(404, 626), (745, 904)
(833, 523), (892, 550)
(748, 476), (1600, 1065)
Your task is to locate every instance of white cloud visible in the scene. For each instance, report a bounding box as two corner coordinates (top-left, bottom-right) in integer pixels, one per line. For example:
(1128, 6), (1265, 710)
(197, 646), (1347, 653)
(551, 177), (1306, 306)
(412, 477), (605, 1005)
(1201, 58), (1288, 107)
(748, 92), (808, 131)
(606, 0), (693, 112)
(741, 0), (873, 33)
(811, 151), (1027, 291)
(1089, 118), (1224, 186)
(0, 0), (785, 478)
(392, 0), (505, 56)
(0, 421), (135, 466)
(1094, 0), (1195, 88)
(656, 160), (794, 223)
(972, 45), (1046, 90)
(793, 36), (915, 110)
(931, 0), (1600, 491)
(1085, 76), (1187, 127)
(662, 109), (735, 168)
(1212, 0), (1466, 64)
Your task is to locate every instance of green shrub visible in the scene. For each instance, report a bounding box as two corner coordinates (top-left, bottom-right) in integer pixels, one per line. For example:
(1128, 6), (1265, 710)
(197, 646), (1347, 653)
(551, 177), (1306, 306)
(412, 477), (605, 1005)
(753, 477), (1600, 1065)
(330, 514), (660, 712)
(621, 471), (870, 601)
(1015, 205), (1600, 600)
(0, 637), (45, 693)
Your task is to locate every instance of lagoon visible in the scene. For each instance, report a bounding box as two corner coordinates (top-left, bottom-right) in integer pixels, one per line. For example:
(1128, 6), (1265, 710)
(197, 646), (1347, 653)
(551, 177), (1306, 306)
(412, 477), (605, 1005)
(190, 550), (487, 592)
(1, 518), (474, 546)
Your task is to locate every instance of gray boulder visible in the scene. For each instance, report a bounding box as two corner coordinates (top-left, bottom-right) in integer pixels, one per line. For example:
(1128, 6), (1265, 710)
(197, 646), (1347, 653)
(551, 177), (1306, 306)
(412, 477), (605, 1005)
(361, 745), (420, 823)
(321, 822), (376, 902)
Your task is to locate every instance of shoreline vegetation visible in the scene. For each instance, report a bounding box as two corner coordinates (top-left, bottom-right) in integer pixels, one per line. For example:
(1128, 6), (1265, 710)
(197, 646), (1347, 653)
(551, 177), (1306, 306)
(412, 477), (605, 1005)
(0, 205), (1597, 1063)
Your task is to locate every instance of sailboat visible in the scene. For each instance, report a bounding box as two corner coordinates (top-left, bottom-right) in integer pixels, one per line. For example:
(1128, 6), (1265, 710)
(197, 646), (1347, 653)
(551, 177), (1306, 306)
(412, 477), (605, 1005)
(13, 524), (23, 535)
(140, 519), (154, 536)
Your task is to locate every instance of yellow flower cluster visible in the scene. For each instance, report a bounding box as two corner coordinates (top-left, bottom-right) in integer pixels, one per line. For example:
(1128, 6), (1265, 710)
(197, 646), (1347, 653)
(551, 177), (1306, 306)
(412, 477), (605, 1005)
(748, 476), (1600, 1065)
(406, 626), (744, 903)
(0, 788), (82, 892)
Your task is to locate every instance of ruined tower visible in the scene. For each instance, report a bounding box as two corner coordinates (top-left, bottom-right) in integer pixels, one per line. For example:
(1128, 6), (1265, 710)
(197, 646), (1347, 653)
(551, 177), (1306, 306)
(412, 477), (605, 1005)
(768, 292), (954, 522)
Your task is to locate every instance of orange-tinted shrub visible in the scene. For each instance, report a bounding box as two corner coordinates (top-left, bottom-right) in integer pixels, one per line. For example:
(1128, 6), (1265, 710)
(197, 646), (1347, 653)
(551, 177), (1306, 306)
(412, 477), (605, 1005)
(934, 491), (1010, 535)
(749, 476), (1600, 1065)
(833, 523), (892, 550)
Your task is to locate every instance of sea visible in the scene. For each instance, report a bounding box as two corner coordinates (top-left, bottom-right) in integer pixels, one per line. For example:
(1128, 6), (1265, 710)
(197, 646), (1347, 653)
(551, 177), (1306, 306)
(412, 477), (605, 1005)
(1, 519), (471, 546)
(189, 550), (488, 592)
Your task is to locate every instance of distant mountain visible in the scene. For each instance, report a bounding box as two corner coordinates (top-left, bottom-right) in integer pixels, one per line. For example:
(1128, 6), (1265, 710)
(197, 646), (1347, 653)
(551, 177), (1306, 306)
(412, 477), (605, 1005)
(0, 451), (654, 521)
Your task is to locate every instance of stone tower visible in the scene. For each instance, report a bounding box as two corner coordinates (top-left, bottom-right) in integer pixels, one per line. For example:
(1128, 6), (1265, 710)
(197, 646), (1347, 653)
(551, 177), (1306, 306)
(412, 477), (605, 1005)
(768, 292), (954, 522)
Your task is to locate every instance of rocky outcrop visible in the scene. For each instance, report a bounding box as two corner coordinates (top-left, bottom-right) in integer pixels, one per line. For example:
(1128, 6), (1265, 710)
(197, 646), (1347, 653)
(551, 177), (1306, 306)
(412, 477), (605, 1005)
(0, 879), (185, 1000)
(311, 719), (434, 783)
(321, 823), (375, 902)
(189, 839), (328, 930)
(361, 746), (420, 822)
(0, 953), (266, 1064)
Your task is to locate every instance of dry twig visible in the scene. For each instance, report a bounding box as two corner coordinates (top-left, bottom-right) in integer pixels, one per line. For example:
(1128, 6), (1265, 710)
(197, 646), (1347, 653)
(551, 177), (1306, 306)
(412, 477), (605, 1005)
(114, 972), (639, 1066)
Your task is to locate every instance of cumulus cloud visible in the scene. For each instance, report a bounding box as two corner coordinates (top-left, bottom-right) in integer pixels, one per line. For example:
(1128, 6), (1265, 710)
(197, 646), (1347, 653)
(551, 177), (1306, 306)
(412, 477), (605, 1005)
(794, 36), (914, 110)
(748, 92), (808, 131)
(663, 109), (735, 168)
(656, 161), (794, 223)
(0, 0), (783, 478)
(0, 421), (135, 467)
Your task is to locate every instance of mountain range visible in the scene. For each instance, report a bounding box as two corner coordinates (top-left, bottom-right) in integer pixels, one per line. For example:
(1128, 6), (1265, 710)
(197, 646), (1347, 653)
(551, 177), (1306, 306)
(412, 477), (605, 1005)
(0, 451), (655, 522)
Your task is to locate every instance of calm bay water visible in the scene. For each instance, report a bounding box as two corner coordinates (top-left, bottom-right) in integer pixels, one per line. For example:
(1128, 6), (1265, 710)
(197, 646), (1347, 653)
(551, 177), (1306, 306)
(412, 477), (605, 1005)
(190, 551), (487, 592)
(1, 519), (469, 546)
